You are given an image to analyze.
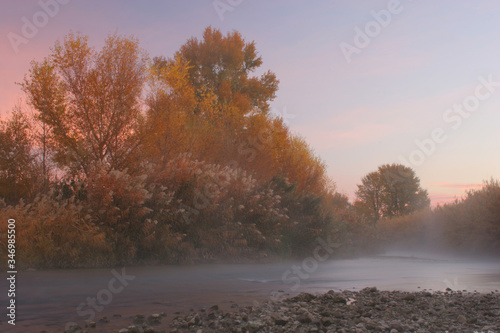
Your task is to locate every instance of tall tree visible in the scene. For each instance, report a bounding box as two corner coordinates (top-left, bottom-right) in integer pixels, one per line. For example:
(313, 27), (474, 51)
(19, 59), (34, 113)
(177, 27), (279, 116)
(355, 164), (430, 222)
(22, 32), (146, 175)
(20, 59), (63, 188)
(148, 27), (280, 166)
(142, 56), (197, 164)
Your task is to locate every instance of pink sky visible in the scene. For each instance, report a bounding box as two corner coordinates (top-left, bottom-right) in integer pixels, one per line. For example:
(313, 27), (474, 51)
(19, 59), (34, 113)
(1, 0), (499, 206)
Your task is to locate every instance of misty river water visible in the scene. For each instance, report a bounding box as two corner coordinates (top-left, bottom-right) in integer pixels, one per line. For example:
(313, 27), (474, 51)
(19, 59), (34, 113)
(4, 252), (500, 331)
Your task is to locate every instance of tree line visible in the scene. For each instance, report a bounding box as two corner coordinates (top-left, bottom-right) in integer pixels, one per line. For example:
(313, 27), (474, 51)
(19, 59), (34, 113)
(0, 28), (348, 267)
(0, 27), (497, 268)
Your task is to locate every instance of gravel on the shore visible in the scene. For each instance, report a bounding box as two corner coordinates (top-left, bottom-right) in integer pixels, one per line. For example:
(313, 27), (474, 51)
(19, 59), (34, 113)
(165, 288), (500, 333)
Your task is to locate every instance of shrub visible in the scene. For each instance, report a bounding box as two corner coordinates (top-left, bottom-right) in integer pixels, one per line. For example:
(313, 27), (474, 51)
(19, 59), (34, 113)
(377, 209), (436, 251)
(0, 194), (112, 269)
(146, 154), (290, 260)
(434, 179), (500, 255)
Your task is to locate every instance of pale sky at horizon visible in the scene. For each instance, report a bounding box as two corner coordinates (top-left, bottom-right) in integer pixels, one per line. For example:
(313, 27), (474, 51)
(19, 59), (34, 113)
(1, 0), (499, 205)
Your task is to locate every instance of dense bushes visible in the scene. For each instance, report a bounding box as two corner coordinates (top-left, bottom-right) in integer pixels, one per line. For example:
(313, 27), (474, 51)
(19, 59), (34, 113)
(376, 209), (436, 251)
(0, 195), (113, 268)
(434, 179), (500, 255)
(0, 154), (348, 268)
(148, 155), (291, 261)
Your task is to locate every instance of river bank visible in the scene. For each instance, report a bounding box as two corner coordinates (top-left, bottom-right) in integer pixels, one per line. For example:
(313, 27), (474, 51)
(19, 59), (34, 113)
(167, 288), (500, 333)
(60, 288), (500, 333)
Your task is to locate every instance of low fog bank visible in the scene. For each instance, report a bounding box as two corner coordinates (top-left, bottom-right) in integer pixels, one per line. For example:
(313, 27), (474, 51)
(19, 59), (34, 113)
(372, 212), (500, 263)
(375, 248), (500, 264)
(347, 180), (500, 264)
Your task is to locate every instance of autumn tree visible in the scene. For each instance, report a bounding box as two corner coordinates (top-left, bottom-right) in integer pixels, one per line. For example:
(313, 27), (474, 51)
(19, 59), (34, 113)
(278, 134), (328, 196)
(143, 28), (278, 170)
(7, 28), (350, 265)
(174, 27), (279, 164)
(141, 56), (197, 164)
(355, 164), (430, 222)
(177, 26), (279, 116)
(22, 32), (147, 175)
(19, 59), (62, 190)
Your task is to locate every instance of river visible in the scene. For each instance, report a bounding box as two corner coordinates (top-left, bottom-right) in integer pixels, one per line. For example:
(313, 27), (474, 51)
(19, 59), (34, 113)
(2, 252), (500, 332)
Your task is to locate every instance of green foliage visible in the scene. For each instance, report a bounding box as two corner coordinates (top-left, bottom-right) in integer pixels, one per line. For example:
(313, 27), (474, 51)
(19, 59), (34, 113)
(354, 164), (430, 223)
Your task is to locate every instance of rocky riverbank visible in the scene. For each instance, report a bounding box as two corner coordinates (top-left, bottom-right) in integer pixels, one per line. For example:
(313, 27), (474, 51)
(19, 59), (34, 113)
(165, 288), (500, 333)
(58, 288), (500, 333)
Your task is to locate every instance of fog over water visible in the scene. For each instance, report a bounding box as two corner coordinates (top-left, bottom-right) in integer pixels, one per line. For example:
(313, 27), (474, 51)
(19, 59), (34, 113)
(231, 251), (500, 293)
(5, 253), (499, 331)
(301, 252), (500, 293)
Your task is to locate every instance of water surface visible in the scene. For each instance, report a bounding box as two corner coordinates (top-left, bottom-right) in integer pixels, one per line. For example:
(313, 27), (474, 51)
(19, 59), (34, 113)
(3, 253), (499, 332)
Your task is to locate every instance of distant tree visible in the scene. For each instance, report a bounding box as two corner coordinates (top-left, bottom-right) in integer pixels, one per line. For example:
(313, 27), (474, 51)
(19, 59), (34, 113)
(354, 171), (383, 222)
(355, 164), (430, 222)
